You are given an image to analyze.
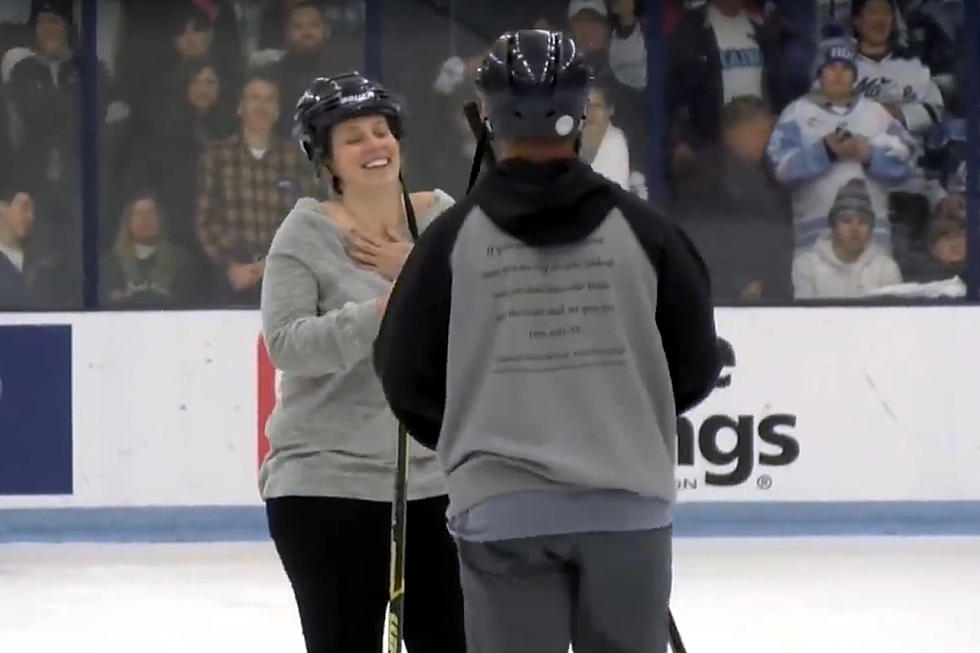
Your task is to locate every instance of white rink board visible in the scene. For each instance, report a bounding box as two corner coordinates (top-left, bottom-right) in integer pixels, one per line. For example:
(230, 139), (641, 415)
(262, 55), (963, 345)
(1, 307), (979, 511)
(676, 307), (980, 501)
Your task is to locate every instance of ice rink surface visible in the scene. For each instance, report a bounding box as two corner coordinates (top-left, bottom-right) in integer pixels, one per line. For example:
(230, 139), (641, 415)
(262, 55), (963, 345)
(1, 536), (977, 653)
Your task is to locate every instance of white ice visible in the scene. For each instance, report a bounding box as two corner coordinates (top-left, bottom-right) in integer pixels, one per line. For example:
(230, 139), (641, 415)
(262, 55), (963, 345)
(1, 536), (977, 653)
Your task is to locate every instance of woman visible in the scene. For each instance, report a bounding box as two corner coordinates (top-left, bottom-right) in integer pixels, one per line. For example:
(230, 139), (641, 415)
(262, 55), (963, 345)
(99, 192), (195, 308)
(141, 58), (236, 253)
(259, 72), (466, 652)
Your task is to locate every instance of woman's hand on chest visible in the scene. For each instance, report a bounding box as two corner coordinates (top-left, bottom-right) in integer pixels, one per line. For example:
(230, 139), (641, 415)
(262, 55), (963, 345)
(345, 226), (412, 281)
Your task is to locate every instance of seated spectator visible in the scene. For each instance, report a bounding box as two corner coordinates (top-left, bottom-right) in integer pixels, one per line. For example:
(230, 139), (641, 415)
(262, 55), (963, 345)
(116, 0), (242, 111)
(141, 57), (236, 255)
(195, 70), (314, 307)
(767, 36), (914, 253)
(254, 0), (332, 52)
(671, 96), (793, 301)
(268, 2), (357, 137)
(0, 187), (68, 309)
(792, 178), (902, 298)
(668, 0), (783, 161)
(901, 208), (966, 283)
(902, 160), (967, 282)
(100, 192), (196, 308)
(580, 78), (631, 190)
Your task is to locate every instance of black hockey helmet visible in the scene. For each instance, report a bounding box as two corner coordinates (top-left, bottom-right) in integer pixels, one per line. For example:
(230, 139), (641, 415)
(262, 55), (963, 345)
(474, 29), (592, 141)
(293, 71), (404, 170)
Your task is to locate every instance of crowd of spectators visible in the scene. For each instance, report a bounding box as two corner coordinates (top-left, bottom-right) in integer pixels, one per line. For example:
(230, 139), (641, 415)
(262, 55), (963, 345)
(0, 0), (973, 309)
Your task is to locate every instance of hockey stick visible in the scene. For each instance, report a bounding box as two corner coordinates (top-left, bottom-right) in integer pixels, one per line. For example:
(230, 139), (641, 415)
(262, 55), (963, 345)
(460, 101), (691, 653)
(386, 180), (420, 653)
(669, 610), (688, 653)
(462, 100), (495, 193)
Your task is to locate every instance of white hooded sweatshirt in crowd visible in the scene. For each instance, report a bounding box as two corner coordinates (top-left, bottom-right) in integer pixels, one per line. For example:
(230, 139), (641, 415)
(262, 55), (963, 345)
(792, 233), (902, 299)
(590, 124), (631, 191)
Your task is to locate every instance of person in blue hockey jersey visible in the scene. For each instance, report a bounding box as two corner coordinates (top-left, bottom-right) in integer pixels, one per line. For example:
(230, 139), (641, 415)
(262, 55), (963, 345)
(851, 0), (950, 255)
(374, 29), (721, 653)
(852, 0), (944, 139)
(767, 35), (916, 253)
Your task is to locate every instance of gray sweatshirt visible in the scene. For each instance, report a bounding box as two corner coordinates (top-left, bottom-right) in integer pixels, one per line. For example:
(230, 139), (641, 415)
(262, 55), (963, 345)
(259, 190), (455, 501)
(374, 160), (721, 519)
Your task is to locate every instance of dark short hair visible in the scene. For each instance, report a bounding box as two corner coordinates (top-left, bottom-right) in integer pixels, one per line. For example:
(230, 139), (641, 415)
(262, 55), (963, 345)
(286, 1), (325, 22)
(240, 67), (280, 99)
(720, 96), (772, 133)
(589, 73), (617, 110)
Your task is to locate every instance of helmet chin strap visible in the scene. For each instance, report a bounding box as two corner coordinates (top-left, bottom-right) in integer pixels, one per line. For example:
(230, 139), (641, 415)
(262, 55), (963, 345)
(466, 118), (494, 194)
(463, 101), (496, 194)
(399, 171), (419, 242)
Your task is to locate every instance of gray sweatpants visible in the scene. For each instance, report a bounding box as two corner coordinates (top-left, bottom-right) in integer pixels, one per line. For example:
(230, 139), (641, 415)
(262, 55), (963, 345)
(455, 526), (672, 653)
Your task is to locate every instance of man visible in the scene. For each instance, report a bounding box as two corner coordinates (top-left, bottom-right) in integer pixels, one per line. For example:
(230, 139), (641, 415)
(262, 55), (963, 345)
(195, 70), (310, 306)
(668, 0), (783, 157)
(374, 29), (720, 653)
(767, 36), (914, 253)
(0, 187), (65, 308)
(8, 0), (120, 262)
(671, 96), (794, 301)
(269, 2), (355, 137)
(792, 177), (902, 298)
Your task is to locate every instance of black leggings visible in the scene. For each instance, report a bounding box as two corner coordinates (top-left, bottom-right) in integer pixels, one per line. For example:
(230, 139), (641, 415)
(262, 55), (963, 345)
(266, 495), (466, 652)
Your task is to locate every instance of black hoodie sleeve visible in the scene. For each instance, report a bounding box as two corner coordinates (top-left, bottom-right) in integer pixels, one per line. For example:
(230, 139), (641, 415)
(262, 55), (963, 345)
(373, 202), (470, 450)
(616, 192), (722, 414)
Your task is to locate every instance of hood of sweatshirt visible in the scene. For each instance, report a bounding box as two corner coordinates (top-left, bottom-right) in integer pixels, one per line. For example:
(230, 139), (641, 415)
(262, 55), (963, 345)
(812, 231), (885, 271)
(471, 157), (619, 247)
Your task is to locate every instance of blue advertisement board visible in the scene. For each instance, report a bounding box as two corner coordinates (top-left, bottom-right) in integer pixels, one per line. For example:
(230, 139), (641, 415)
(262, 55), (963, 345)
(0, 325), (72, 495)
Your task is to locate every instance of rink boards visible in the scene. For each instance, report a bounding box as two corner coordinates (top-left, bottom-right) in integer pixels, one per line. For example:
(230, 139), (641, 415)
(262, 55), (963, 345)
(1, 307), (979, 540)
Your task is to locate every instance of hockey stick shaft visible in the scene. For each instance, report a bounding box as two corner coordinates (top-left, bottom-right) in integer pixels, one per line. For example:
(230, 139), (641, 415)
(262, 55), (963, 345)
(386, 183), (419, 651)
(386, 422), (410, 652)
(669, 609), (687, 652)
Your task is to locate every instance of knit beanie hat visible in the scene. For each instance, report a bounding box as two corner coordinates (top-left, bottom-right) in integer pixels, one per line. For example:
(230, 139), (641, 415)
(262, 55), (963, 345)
(829, 178), (875, 225)
(814, 36), (857, 80)
(30, 0), (73, 26)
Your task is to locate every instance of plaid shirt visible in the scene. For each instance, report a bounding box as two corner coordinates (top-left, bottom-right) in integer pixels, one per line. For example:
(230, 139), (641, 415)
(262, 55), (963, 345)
(196, 134), (315, 267)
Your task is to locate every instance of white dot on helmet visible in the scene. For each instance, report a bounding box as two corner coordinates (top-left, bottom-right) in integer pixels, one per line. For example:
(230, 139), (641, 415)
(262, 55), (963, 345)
(555, 115), (575, 136)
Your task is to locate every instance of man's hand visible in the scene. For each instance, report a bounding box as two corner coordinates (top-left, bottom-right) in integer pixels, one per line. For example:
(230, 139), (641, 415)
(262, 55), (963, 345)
(842, 134), (872, 163)
(824, 131), (849, 158)
(347, 227), (413, 281)
(228, 262), (262, 291)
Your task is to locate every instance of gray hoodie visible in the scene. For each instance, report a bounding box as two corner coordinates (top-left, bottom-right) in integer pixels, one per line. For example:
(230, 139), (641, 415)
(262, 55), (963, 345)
(259, 191), (455, 501)
(374, 160), (720, 519)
